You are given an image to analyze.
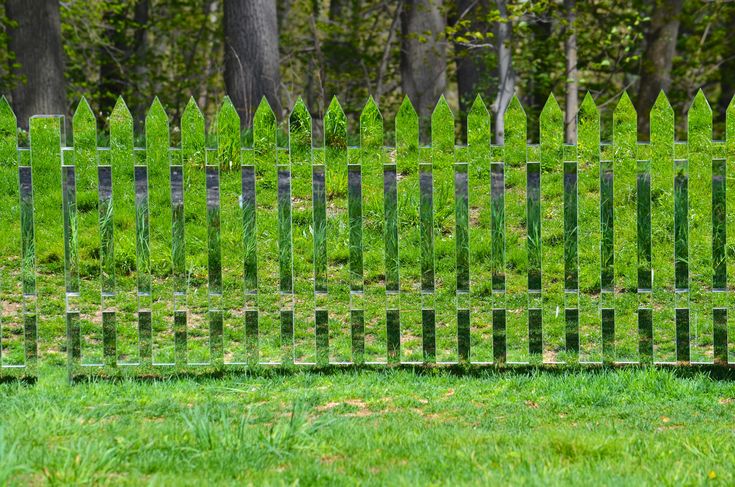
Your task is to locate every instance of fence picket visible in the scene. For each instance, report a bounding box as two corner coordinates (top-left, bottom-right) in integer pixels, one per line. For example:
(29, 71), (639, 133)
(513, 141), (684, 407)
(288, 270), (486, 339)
(612, 92), (638, 362)
(467, 95), (492, 363)
(180, 98), (206, 364)
(214, 97), (242, 366)
(430, 96), (456, 363)
(144, 98), (172, 364)
(503, 96), (527, 363)
(67, 98), (97, 370)
(396, 96), (421, 362)
(324, 97), (350, 363)
(725, 96), (735, 365)
(288, 98), (315, 363)
(539, 94), (564, 361)
(253, 98), (278, 365)
(650, 92), (675, 362)
(358, 97), (385, 363)
(30, 115), (64, 368)
(688, 90), (713, 363)
(108, 98), (136, 363)
(0, 98), (24, 368)
(577, 93), (602, 362)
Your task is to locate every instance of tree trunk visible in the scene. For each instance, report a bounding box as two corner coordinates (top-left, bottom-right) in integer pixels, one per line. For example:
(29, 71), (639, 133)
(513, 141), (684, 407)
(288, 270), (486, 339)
(400, 0), (447, 140)
(98, 0), (149, 121)
(717, 7), (735, 126)
(564, 0), (577, 144)
(636, 0), (683, 138)
(224, 0), (282, 125)
(492, 0), (514, 144)
(6, 0), (67, 129)
(452, 0), (491, 140)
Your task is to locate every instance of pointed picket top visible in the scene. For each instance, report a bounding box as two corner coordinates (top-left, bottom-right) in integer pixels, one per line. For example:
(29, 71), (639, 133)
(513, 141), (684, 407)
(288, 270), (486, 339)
(72, 97), (97, 169)
(727, 95), (735, 161)
(324, 96), (347, 166)
(145, 97), (169, 166)
(253, 96), (277, 169)
(216, 96), (241, 170)
(109, 96), (133, 165)
(396, 95), (419, 174)
(577, 92), (599, 165)
(360, 96), (383, 165)
(181, 96), (205, 167)
(467, 94), (490, 158)
(0, 96), (16, 166)
(431, 95), (454, 170)
(504, 95), (527, 166)
(289, 97), (312, 167)
(650, 91), (674, 166)
(613, 91), (636, 162)
(539, 93), (563, 169)
(687, 89), (712, 168)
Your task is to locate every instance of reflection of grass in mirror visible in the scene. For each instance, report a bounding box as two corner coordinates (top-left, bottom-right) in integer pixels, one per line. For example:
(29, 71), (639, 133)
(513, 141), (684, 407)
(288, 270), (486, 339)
(673, 162), (688, 289)
(526, 169), (541, 290)
(277, 169), (293, 293)
(135, 191), (151, 293)
(419, 167), (434, 291)
(384, 167), (399, 292)
(712, 159), (726, 288)
(636, 164), (651, 289)
(600, 168), (614, 290)
(99, 188), (115, 290)
(490, 164), (505, 290)
(20, 175), (36, 295)
(347, 167), (363, 290)
(563, 166), (578, 290)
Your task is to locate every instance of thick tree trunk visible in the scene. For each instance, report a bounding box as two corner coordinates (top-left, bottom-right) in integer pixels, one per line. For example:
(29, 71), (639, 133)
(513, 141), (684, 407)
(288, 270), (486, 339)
(492, 0), (514, 144)
(637, 0), (683, 138)
(564, 0), (577, 144)
(224, 0), (282, 125)
(453, 0), (491, 139)
(400, 0), (447, 139)
(6, 0), (67, 129)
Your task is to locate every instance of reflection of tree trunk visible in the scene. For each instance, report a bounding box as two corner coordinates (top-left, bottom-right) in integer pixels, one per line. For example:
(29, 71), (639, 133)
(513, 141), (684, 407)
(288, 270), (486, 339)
(400, 0), (447, 141)
(6, 0), (67, 129)
(224, 0), (282, 125)
(564, 0), (577, 144)
(492, 0), (514, 144)
(637, 0), (683, 138)
(453, 0), (491, 139)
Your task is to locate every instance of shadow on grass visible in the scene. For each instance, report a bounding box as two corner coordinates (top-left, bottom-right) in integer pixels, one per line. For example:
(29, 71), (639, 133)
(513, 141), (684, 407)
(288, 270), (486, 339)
(65, 361), (735, 385)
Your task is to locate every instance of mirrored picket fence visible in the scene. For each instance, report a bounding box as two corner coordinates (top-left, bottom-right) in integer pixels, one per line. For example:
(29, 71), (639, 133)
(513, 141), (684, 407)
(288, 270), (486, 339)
(1, 89), (734, 380)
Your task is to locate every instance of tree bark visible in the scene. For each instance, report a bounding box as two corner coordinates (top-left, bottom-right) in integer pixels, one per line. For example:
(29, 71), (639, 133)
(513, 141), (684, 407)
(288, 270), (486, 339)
(717, 7), (735, 125)
(564, 0), (577, 144)
(492, 0), (514, 144)
(637, 0), (683, 138)
(400, 0), (447, 140)
(452, 0), (491, 139)
(224, 0), (282, 125)
(6, 0), (67, 129)
(98, 0), (149, 120)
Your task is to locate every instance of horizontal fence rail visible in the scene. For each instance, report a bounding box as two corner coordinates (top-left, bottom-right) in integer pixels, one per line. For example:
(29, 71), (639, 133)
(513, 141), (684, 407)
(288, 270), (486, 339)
(1, 90), (734, 381)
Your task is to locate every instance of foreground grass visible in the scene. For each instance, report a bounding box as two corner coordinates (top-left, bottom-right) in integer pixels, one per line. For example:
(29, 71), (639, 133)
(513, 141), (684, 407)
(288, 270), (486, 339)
(0, 367), (733, 485)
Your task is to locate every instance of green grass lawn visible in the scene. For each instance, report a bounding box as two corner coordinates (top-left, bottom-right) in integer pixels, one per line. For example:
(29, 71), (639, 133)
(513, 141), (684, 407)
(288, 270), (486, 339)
(1, 367), (734, 485)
